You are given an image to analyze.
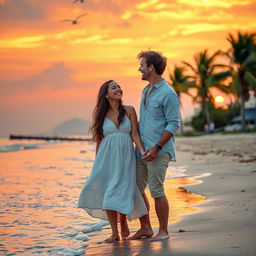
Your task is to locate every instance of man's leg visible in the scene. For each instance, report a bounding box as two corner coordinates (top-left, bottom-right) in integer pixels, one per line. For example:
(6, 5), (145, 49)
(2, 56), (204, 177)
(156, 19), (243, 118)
(129, 159), (153, 239)
(147, 153), (171, 241)
(151, 195), (169, 241)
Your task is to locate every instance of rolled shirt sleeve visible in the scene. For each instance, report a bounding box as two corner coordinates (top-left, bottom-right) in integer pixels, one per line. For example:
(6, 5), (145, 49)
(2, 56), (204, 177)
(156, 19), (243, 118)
(137, 79), (180, 161)
(163, 90), (180, 135)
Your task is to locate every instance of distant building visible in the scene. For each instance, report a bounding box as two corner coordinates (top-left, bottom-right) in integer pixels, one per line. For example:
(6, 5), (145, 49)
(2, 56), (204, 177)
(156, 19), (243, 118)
(233, 91), (256, 125)
(232, 108), (256, 125)
(245, 91), (256, 109)
(225, 91), (256, 131)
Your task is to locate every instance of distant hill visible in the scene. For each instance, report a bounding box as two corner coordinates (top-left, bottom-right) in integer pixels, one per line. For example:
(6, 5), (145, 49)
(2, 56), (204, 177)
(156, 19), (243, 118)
(50, 118), (91, 136)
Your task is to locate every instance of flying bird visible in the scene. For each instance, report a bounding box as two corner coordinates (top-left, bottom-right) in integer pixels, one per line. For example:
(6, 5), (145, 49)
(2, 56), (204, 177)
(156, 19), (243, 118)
(61, 14), (88, 25)
(73, 0), (85, 3)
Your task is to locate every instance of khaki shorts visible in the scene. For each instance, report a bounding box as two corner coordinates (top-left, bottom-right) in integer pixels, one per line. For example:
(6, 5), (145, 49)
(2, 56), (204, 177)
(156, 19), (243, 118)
(136, 152), (171, 198)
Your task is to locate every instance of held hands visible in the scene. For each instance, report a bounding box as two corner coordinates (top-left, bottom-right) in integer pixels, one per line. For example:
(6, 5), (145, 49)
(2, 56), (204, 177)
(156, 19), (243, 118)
(142, 146), (159, 162)
(140, 149), (146, 156)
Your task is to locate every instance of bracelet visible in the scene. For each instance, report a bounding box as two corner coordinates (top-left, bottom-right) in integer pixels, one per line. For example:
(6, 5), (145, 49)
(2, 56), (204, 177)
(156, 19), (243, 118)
(155, 143), (162, 151)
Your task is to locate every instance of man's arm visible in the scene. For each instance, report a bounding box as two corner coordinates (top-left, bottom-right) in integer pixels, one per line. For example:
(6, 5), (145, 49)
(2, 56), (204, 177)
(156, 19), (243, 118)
(143, 91), (180, 161)
(143, 130), (173, 161)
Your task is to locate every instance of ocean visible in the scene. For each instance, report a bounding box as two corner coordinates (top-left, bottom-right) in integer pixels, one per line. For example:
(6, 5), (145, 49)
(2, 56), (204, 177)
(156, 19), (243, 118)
(0, 138), (204, 255)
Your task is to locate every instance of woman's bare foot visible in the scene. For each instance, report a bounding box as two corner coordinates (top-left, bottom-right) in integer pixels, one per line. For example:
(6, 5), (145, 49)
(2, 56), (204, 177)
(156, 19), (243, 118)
(150, 231), (169, 242)
(120, 220), (130, 239)
(128, 227), (154, 240)
(105, 234), (120, 243)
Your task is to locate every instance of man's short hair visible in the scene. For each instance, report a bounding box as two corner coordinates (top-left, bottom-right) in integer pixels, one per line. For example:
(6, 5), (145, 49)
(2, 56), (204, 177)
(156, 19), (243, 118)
(137, 50), (167, 75)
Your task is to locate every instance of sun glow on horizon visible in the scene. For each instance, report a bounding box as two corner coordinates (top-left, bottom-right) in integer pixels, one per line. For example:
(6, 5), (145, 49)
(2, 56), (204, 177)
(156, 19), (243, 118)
(214, 95), (228, 109)
(215, 96), (225, 104)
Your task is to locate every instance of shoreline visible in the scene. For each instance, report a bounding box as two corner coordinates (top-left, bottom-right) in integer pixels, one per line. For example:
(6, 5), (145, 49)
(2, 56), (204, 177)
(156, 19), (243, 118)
(84, 133), (256, 255)
(169, 133), (256, 256)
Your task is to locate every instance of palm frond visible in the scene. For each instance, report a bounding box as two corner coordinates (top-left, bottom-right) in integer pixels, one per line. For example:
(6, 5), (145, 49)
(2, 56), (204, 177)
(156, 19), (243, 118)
(243, 52), (256, 75)
(208, 70), (232, 84)
(227, 31), (256, 65)
(245, 71), (256, 90)
(182, 61), (197, 74)
(230, 73), (241, 96)
(208, 50), (222, 64)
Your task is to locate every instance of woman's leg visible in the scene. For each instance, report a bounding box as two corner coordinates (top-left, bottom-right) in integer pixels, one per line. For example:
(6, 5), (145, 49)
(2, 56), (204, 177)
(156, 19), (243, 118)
(105, 210), (120, 243)
(120, 213), (130, 239)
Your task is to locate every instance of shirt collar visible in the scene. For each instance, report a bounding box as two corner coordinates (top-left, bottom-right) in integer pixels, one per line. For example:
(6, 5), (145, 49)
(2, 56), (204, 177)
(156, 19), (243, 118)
(154, 79), (165, 89)
(144, 78), (165, 90)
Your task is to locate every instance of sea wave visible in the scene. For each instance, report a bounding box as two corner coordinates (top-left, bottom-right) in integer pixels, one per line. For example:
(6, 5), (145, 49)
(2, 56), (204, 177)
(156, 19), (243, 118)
(81, 220), (109, 234)
(0, 142), (48, 153)
(63, 157), (94, 163)
(166, 166), (188, 179)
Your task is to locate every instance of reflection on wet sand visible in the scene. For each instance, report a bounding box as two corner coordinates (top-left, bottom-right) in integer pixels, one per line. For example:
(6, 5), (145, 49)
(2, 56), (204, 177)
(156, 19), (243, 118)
(85, 177), (206, 255)
(0, 140), (206, 255)
(87, 239), (173, 256)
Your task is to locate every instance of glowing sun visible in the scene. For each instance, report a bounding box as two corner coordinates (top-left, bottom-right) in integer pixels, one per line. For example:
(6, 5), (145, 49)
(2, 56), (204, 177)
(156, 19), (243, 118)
(215, 95), (225, 104)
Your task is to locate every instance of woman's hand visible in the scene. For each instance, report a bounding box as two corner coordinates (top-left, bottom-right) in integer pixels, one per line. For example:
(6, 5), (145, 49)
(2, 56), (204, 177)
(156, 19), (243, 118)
(140, 149), (146, 156)
(143, 147), (159, 162)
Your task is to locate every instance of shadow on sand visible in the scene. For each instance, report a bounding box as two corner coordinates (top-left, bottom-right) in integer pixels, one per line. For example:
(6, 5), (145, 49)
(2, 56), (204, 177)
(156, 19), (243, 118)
(85, 237), (173, 256)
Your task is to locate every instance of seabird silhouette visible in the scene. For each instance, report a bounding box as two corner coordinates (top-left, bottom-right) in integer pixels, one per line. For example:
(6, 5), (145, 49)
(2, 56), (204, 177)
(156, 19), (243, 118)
(61, 14), (87, 25)
(73, 0), (85, 3)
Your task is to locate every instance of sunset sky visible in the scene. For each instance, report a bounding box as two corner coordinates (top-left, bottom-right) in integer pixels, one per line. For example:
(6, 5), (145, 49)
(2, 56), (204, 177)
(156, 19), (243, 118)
(0, 0), (255, 137)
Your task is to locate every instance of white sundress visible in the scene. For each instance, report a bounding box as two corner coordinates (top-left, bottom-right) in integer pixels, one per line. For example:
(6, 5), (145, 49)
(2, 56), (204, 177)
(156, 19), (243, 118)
(77, 116), (147, 220)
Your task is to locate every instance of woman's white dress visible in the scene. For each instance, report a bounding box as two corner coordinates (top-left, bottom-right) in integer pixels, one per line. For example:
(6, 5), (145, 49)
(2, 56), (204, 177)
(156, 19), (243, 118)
(77, 116), (147, 220)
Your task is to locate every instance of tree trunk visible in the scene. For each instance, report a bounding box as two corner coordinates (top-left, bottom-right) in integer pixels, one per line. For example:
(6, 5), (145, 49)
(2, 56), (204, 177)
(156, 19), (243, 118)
(202, 83), (212, 133)
(239, 70), (246, 132)
(240, 95), (246, 132)
(204, 101), (212, 133)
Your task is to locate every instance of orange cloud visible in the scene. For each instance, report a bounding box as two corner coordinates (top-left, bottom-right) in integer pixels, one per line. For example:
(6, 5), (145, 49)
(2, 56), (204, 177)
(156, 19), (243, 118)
(0, 35), (46, 48)
(0, 0), (255, 136)
(177, 0), (253, 8)
(136, 0), (160, 9)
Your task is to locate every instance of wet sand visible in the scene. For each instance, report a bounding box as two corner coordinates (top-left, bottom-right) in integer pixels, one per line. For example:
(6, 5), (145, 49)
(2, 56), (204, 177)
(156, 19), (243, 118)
(85, 133), (256, 255)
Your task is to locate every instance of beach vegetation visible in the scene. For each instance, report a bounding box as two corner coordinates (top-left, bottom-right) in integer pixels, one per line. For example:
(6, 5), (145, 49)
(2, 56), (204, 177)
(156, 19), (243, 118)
(169, 31), (256, 135)
(168, 66), (196, 134)
(190, 102), (242, 133)
(181, 49), (231, 133)
(226, 32), (256, 131)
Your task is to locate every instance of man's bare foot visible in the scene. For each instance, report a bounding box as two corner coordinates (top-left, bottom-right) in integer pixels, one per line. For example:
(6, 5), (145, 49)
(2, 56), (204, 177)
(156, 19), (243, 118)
(128, 227), (154, 240)
(105, 234), (120, 243)
(150, 231), (169, 242)
(120, 220), (130, 239)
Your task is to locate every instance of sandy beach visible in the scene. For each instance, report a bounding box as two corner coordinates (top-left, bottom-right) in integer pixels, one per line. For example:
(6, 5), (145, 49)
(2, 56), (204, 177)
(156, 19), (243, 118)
(85, 133), (256, 256)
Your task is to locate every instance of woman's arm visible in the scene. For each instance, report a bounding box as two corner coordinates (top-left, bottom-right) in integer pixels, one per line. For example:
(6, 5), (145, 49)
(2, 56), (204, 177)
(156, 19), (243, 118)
(126, 106), (145, 155)
(95, 139), (102, 155)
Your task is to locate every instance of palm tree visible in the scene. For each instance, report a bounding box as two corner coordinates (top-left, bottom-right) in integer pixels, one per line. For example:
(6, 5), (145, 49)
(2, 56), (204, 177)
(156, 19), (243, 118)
(227, 32), (256, 131)
(169, 66), (195, 133)
(183, 49), (232, 133)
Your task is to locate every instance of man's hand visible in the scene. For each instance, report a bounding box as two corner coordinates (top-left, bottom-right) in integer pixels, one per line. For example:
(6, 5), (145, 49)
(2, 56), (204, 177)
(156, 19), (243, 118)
(143, 146), (159, 162)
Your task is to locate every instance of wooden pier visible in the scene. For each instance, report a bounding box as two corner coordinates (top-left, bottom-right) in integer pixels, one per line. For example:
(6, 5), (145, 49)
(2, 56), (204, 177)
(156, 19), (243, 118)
(9, 134), (91, 142)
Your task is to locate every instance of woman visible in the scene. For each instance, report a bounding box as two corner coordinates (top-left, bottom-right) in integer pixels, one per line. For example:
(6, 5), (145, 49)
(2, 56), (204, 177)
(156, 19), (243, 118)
(78, 80), (147, 243)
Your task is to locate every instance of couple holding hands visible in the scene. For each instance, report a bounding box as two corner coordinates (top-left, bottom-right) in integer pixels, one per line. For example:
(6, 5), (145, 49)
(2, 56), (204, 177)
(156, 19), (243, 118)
(78, 50), (180, 243)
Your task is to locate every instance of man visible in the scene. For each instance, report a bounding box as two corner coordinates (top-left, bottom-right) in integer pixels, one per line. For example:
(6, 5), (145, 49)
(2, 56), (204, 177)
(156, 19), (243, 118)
(131, 51), (180, 241)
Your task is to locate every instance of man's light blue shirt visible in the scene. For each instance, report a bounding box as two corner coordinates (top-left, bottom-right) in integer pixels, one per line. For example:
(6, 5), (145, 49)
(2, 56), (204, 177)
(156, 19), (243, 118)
(137, 79), (180, 161)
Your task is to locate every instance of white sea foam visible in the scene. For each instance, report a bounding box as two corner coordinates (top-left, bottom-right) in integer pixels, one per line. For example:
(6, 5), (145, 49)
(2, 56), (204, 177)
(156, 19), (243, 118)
(166, 165), (188, 179)
(75, 235), (89, 241)
(67, 249), (86, 256)
(63, 157), (94, 163)
(81, 220), (109, 234)
(0, 141), (51, 153)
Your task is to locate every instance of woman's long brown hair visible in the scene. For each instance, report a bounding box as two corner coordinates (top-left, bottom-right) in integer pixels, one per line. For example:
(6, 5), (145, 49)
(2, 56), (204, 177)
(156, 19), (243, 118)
(90, 80), (126, 143)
